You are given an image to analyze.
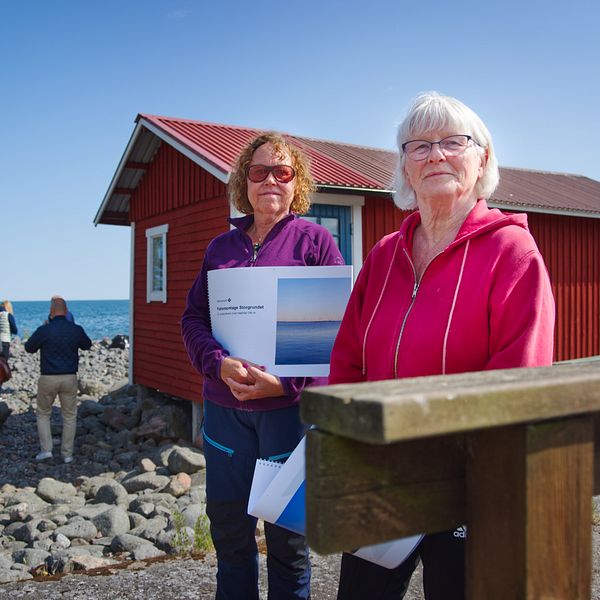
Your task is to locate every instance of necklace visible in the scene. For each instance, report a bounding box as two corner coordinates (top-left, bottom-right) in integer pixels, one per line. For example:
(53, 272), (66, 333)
(249, 224), (267, 245)
(248, 225), (265, 263)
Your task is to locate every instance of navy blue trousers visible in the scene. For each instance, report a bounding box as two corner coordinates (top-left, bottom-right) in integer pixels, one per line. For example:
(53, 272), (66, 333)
(203, 400), (311, 600)
(337, 529), (465, 600)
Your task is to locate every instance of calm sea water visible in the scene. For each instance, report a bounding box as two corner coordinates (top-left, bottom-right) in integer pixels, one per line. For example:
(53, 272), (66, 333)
(275, 321), (341, 365)
(10, 300), (129, 341)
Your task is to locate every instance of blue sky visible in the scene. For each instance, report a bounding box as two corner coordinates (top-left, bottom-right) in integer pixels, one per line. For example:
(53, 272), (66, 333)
(2, 0), (599, 300)
(278, 277), (351, 321)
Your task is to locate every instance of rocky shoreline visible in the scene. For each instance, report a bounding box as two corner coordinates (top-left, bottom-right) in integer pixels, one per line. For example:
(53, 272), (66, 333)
(3, 339), (600, 599)
(0, 338), (209, 584)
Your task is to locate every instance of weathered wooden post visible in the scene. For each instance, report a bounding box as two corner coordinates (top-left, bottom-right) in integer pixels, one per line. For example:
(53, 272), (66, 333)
(301, 360), (600, 599)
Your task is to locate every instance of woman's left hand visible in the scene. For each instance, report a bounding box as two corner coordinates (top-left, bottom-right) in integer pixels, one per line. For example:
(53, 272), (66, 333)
(224, 365), (284, 401)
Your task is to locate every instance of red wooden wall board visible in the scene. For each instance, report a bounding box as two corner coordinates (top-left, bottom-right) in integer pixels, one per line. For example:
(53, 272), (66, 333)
(130, 143), (226, 222)
(129, 147), (229, 403)
(528, 212), (600, 361)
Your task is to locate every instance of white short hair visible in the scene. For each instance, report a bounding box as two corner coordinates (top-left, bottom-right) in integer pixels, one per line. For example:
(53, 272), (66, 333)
(393, 92), (499, 210)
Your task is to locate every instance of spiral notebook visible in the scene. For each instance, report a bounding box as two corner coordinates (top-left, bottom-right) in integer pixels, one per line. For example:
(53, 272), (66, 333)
(247, 435), (424, 568)
(248, 437), (307, 535)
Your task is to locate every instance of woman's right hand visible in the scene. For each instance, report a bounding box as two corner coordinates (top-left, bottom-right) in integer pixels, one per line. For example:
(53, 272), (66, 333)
(220, 356), (255, 386)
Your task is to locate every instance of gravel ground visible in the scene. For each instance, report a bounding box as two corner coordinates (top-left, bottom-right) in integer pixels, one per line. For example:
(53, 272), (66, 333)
(0, 549), (425, 599)
(3, 528), (600, 600)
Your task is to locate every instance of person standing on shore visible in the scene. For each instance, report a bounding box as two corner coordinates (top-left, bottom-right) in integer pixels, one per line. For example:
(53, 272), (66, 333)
(0, 300), (17, 359)
(46, 295), (75, 325)
(25, 296), (92, 464)
(329, 92), (555, 600)
(0, 301), (17, 397)
(182, 132), (344, 600)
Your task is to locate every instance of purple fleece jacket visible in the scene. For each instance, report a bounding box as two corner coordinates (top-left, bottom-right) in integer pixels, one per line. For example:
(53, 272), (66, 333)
(181, 213), (344, 411)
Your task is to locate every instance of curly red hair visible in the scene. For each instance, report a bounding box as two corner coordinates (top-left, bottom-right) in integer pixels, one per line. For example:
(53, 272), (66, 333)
(228, 132), (315, 215)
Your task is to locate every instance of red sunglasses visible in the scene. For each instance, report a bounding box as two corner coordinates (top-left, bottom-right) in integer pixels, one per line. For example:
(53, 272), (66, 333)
(246, 164), (296, 183)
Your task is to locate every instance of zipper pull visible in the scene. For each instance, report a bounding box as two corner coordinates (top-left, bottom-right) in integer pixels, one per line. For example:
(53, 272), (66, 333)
(412, 282), (418, 299)
(251, 243), (261, 264)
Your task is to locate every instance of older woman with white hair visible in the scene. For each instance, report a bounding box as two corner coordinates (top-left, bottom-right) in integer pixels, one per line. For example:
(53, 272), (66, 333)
(329, 92), (555, 599)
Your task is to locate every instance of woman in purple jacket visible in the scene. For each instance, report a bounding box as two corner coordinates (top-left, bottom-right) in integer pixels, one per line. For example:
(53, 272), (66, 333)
(182, 132), (343, 600)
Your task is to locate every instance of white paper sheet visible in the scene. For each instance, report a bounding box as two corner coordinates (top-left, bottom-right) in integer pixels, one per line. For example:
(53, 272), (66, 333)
(208, 265), (352, 376)
(248, 437), (306, 527)
(352, 535), (424, 569)
(247, 435), (425, 569)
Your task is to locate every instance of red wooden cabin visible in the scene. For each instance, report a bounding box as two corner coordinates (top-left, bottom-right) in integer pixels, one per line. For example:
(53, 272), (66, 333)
(95, 114), (600, 408)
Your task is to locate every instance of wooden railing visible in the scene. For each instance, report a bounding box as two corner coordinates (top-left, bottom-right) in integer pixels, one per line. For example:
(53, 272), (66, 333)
(301, 360), (600, 599)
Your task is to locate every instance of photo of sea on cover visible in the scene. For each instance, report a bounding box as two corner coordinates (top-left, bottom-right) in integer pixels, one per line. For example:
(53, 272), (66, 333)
(275, 276), (351, 365)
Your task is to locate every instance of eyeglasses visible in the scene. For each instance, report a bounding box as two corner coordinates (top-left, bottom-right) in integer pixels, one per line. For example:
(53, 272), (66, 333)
(401, 135), (476, 161)
(246, 164), (296, 183)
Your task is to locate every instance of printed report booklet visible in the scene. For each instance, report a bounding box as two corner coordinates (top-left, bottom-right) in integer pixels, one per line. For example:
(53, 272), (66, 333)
(208, 265), (353, 377)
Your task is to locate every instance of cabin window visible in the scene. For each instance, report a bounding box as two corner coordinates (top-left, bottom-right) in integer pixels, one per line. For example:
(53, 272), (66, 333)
(145, 224), (169, 302)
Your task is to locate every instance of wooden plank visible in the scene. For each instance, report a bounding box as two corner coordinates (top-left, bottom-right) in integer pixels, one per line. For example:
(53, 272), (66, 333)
(526, 417), (593, 599)
(305, 429), (465, 554)
(466, 425), (526, 598)
(466, 416), (593, 599)
(306, 418), (600, 557)
(301, 361), (600, 443)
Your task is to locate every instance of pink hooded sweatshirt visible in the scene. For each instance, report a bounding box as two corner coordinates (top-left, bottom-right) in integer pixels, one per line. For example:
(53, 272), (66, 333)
(329, 199), (555, 385)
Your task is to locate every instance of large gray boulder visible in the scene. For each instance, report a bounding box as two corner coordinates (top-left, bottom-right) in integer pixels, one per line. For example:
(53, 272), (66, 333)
(5, 519), (42, 543)
(5, 491), (49, 513)
(167, 446), (206, 475)
(79, 398), (105, 418)
(179, 503), (207, 529)
(73, 503), (113, 520)
(91, 506), (130, 537)
(12, 548), (50, 569)
(78, 379), (106, 397)
(36, 478), (78, 504)
(109, 532), (165, 559)
(121, 473), (170, 494)
(8, 502), (31, 521)
(129, 515), (168, 543)
(94, 481), (129, 506)
(131, 543), (165, 560)
(55, 520), (98, 541)
(79, 475), (117, 500)
(70, 555), (119, 571)
(129, 492), (177, 512)
(0, 567), (33, 583)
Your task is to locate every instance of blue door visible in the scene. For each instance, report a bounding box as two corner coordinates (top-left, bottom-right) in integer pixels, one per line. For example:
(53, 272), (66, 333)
(303, 204), (352, 265)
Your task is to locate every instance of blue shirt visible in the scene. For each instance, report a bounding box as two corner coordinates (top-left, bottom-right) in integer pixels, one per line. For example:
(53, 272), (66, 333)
(25, 316), (92, 374)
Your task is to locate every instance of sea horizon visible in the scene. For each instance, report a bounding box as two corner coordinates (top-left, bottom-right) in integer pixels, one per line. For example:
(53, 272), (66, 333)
(275, 320), (341, 365)
(9, 299), (130, 341)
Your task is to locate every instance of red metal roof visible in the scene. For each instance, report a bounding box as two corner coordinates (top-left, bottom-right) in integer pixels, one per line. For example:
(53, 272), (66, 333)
(141, 114), (392, 190)
(95, 114), (600, 226)
(491, 167), (600, 214)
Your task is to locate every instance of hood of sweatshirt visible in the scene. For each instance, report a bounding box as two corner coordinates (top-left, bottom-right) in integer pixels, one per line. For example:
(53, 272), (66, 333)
(398, 199), (530, 251)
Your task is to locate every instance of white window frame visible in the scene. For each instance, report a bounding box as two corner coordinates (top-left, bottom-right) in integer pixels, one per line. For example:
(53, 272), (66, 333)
(145, 224), (169, 303)
(312, 192), (364, 279)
